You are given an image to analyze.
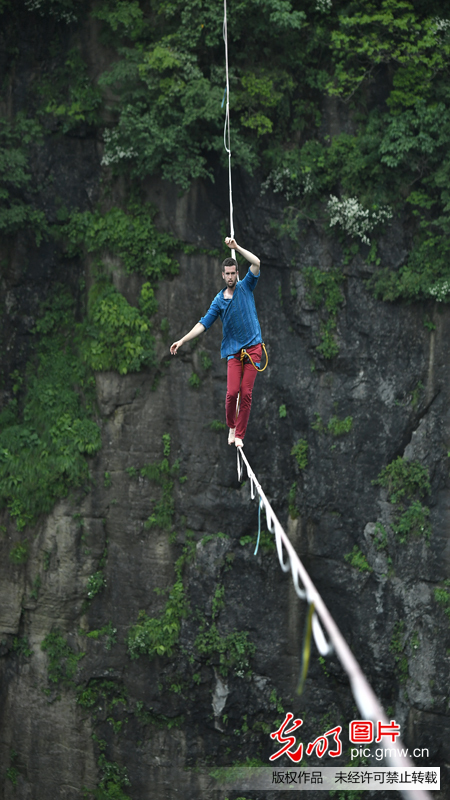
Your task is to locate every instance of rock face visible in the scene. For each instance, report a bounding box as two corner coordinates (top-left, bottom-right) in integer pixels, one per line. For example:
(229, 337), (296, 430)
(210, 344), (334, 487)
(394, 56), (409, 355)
(1, 9), (450, 800)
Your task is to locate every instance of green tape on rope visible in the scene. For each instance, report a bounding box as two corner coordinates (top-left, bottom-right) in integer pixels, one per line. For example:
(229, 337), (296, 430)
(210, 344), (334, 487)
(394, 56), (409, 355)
(297, 602), (315, 695)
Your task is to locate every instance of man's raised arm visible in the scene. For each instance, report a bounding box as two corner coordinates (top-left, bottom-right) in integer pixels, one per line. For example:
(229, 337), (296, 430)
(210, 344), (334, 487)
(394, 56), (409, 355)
(225, 237), (260, 275)
(170, 322), (205, 355)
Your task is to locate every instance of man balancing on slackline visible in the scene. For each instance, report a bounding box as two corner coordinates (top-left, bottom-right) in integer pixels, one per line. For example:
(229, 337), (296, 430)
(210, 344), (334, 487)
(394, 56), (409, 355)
(170, 237), (264, 449)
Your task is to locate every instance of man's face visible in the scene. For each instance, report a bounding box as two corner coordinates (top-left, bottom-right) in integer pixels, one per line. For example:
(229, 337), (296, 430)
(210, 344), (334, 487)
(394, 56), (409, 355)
(222, 266), (238, 289)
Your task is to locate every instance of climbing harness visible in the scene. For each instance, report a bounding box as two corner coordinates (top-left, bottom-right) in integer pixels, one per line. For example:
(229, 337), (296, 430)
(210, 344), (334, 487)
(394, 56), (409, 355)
(235, 344), (269, 423)
(236, 446), (431, 800)
(240, 343), (268, 373)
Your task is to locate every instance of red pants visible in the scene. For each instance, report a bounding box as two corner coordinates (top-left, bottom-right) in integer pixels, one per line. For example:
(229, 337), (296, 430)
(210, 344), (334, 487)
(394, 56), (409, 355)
(225, 344), (262, 440)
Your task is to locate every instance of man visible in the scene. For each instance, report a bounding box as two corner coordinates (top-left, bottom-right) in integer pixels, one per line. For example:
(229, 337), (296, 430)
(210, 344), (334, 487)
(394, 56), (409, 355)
(170, 237), (263, 448)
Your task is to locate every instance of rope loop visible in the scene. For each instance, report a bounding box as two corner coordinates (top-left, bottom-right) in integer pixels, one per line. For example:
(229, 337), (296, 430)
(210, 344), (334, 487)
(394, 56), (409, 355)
(292, 564), (307, 600)
(240, 343), (269, 373)
(275, 527), (291, 572)
(237, 447), (243, 482)
(254, 498), (264, 556)
(312, 612), (333, 657)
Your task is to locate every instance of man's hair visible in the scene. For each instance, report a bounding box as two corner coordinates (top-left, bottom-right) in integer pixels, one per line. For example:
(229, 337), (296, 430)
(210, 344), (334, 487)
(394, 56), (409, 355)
(222, 257), (238, 270)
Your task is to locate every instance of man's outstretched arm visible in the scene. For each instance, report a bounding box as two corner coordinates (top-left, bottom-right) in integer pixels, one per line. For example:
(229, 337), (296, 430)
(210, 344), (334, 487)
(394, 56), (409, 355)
(225, 237), (260, 275)
(170, 322), (205, 355)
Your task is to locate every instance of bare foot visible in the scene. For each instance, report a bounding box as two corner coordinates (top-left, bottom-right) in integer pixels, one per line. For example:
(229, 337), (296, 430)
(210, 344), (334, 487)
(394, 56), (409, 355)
(228, 428), (236, 445)
(235, 437), (243, 448)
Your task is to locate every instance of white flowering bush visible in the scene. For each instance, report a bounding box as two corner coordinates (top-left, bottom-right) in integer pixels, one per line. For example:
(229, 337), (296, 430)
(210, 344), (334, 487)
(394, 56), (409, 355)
(24, 0), (77, 23)
(432, 17), (450, 33)
(315, 0), (332, 12)
(427, 279), (450, 302)
(327, 195), (393, 245)
(261, 167), (314, 201)
(101, 129), (137, 167)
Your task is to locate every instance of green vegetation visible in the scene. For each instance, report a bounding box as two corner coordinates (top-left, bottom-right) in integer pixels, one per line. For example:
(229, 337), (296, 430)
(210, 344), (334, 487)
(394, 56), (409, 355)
(127, 435), (181, 530)
(291, 438), (308, 469)
(373, 457), (431, 542)
(135, 700), (184, 730)
(83, 281), (157, 375)
(9, 541), (29, 564)
(41, 630), (85, 687)
(209, 419), (227, 432)
(212, 584), (226, 619)
(239, 530), (276, 553)
(96, 754), (131, 800)
(411, 381), (424, 410)
(0, 114), (48, 243)
(279, 404), (287, 418)
(318, 655), (330, 678)
(62, 202), (179, 280)
(136, 434), (180, 531)
(312, 413), (353, 436)
(269, 689), (285, 715)
(77, 679), (126, 714)
(434, 581), (450, 621)
(0, 293), (101, 531)
(390, 620), (409, 684)
(327, 415), (353, 436)
(200, 351), (212, 370)
(375, 457), (431, 501)
(128, 523), (255, 679)
(83, 545), (108, 612)
(6, 765), (18, 787)
(12, 636), (33, 658)
(344, 545), (373, 573)
(188, 372), (201, 389)
(86, 622), (117, 651)
(200, 531), (229, 545)
(374, 521), (388, 551)
(6, 750), (19, 788)
(30, 574), (42, 600)
(127, 523), (194, 659)
(86, 571), (107, 601)
(303, 266), (345, 358)
(127, 575), (188, 660)
(40, 45), (102, 131)
(288, 481), (299, 520)
(195, 623), (255, 678)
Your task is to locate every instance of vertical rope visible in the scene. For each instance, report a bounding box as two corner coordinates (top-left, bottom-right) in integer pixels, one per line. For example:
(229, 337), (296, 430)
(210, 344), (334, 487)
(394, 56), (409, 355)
(223, 0), (236, 262)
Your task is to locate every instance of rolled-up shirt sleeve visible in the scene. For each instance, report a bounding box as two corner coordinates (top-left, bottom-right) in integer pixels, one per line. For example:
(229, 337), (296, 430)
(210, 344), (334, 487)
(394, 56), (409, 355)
(244, 270), (260, 289)
(199, 296), (221, 330)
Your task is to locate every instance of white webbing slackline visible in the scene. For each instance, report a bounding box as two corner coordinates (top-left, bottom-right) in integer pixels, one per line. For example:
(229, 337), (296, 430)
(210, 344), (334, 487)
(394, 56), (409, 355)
(236, 447), (432, 800)
(223, 0), (235, 262)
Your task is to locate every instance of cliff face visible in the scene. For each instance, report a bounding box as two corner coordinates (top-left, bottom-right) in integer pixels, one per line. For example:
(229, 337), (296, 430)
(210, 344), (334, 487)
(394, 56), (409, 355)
(1, 4), (450, 800)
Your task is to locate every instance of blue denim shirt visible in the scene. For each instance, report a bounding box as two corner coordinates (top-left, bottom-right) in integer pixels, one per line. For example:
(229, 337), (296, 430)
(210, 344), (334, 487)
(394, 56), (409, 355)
(199, 269), (262, 359)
